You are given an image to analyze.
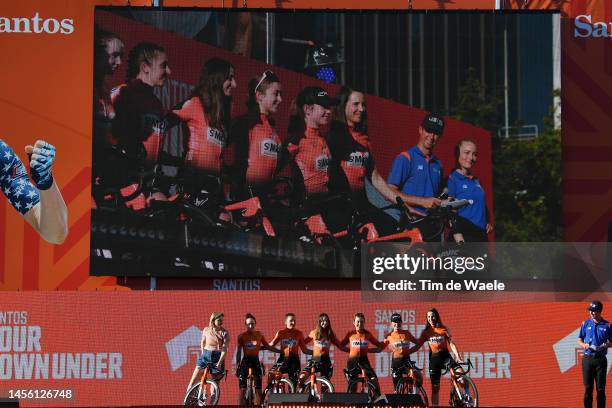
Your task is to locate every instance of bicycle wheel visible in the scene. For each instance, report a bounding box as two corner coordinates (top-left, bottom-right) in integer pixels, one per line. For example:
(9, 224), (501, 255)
(454, 375), (478, 407)
(366, 380), (381, 402)
(395, 378), (429, 407)
(302, 377), (334, 402)
(183, 380), (220, 406)
(262, 379), (295, 405)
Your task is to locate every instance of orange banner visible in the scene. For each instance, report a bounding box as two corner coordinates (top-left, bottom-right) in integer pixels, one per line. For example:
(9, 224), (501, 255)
(0, 292), (595, 406)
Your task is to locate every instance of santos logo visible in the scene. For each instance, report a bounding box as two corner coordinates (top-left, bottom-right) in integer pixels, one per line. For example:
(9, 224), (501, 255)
(553, 327), (612, 374)
(574, 15), (612, 38)
(0, 13), (74, 35)
(165, 326), (202, 371)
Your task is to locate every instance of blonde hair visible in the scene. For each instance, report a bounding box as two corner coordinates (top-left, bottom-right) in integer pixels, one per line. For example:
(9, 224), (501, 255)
(209, 312), (224, 327)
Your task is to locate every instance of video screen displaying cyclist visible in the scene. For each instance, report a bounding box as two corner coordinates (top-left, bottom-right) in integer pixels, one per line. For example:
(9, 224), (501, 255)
(387, 112), (446, 242)
(409, 308), (463, 407)
(298, 313), (348, 387)
(227, 70), (282, 201)
(235, 313), (279, 406)
(327, 86), (402, 236)
(383, 312), (422, 390)
(447, 139), (493, 242)
(113, 42), (171, 171)
(340, 312), (385, 395)
(186, 312), (229, 393)
(270, 313), (312, 385)
(172, 58), (236, 186)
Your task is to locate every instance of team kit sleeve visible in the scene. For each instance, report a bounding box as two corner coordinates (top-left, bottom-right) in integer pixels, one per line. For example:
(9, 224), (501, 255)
(0, 140), (40, 215)
(387, 153), (410, 188)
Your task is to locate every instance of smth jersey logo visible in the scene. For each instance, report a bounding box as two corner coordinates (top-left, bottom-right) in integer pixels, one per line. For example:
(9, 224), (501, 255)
(260, 139), (280, 158)
(207, 128), (226, 147)
(346, 151), (369, 167)
(0, 13), (75, 35)
(315, 155), (330, 172)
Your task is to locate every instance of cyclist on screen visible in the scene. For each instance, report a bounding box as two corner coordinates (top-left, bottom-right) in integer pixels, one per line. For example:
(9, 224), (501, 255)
(298, 313), (348, 387)
(340, 312), (385, 393)
(227, 70), (282, 201)
(326, 86), (402, 235)
(383, 312), (422, 390)
(236, 313), (279, 405)
(409, 308), (463, 407)
(270, 313), (312, 386)
(172, 58), (236, 188)
(186, 312), (229, 393)
(0, 139), (67, 244)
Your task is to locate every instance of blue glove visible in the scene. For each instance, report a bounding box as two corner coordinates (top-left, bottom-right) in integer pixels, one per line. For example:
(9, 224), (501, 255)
(26, 140), (56, 190)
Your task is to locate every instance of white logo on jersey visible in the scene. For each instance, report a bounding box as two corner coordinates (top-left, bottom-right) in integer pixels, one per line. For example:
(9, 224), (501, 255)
(463, 184), (468, 189)
(207, 127), (226, 147)
(315, 339), (330, 348)
(351, 340), (369, 347)
(260, 138), (280, 158)
(282, 338), (298, 347)
(417, 165), (424, 170)
(315, 155), (330, 172)
(245, 342), (258, 350)
(346, 151), (369, 167)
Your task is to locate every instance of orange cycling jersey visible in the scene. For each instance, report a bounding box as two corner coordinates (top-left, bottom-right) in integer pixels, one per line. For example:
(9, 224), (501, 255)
(272, 328), (305, 358)
(418, 325), (451, 354)
(339, 128), (372, 192)
(238, 330), (268, 358)
(246, 115), (281, 185)
(172, 96), (226, 174)
(384, 329), (418, 359)
(340, 330), (382, 359)
(304, 329), (341, 359)
(287, 127), (331, 196)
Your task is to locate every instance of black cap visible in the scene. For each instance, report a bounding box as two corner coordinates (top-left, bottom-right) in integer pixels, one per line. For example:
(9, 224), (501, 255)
(421, 112), (445, 136)
(588, 300), (603, 312)
(297, 86), (339, 109)
(390, 313), (402, 323)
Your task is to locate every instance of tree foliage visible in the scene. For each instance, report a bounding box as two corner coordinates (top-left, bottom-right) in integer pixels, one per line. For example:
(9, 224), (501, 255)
(451, 70), (561, 242)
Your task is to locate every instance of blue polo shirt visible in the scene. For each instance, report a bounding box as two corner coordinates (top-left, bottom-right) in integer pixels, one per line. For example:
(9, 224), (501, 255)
(387, 145), (442, 213)
(579, 318), (612, 356)
(447, 170), (487, 230)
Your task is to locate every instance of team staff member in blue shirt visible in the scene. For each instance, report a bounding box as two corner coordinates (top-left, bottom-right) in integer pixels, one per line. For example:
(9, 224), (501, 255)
(0, 139), (68, 244)
(387, 112), (445, 241)
(447, 139), (492, 242)
(578, 300), (612, 408)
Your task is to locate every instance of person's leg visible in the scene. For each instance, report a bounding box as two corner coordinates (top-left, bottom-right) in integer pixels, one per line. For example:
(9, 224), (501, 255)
(595, 356), (607, 408)
(583, 356), (595, 408)
(187, 366), (203, 392)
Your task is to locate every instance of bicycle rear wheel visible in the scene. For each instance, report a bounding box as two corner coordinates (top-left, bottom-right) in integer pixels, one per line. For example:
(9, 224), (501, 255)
(451, 375), (478, 407)
(302, 377), (334, 402)
(346, 379), (379, 402)
(262, 378), (295, 405)
(183, 380), (220, 406)
(395, 378), (429, 407)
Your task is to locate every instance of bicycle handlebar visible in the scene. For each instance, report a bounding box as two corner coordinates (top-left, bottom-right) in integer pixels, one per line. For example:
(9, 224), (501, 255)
(441, 358), (473, 376)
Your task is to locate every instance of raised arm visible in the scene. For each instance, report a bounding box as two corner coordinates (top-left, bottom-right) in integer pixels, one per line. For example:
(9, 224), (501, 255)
(0, 140), (67, 244)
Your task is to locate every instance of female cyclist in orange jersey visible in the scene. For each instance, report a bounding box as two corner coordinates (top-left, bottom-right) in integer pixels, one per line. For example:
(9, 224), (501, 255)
(409, 308), (463, 407)
(298, 313), (348, 386)
(227, 70), (283, 201)
(383, 312), (422, 390)
(270, 313), (312, 385)
(340, 312), (385, 392)
(172, 58), (236, 186)
(235, 313), (280, 405)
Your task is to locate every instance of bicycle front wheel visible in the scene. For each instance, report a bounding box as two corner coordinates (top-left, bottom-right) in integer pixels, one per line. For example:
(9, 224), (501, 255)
(395, 378), (429, 407)
(302, 377), (334, 402)
(452, 375), (478, 407)
(183, 380), (220, 406)
(262, 378), (295, 405)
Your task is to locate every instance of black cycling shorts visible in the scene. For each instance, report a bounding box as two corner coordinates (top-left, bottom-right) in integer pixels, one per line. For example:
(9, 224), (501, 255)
(238, 357), (263, 388)
(429, 350), (455, 385)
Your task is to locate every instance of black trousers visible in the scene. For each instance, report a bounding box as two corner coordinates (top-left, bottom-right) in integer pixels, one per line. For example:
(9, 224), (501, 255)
(583, 354), (607, 408)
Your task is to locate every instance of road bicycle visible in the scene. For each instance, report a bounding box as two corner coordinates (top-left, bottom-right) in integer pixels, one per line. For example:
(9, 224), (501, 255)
(261, 362), (296, 405)
(442, 359), (478, 407)
(298, 359), (334, 402)
(393, 359), (429, 407)
(344, 361), (380, 402)
(183, 362), (226, 407)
